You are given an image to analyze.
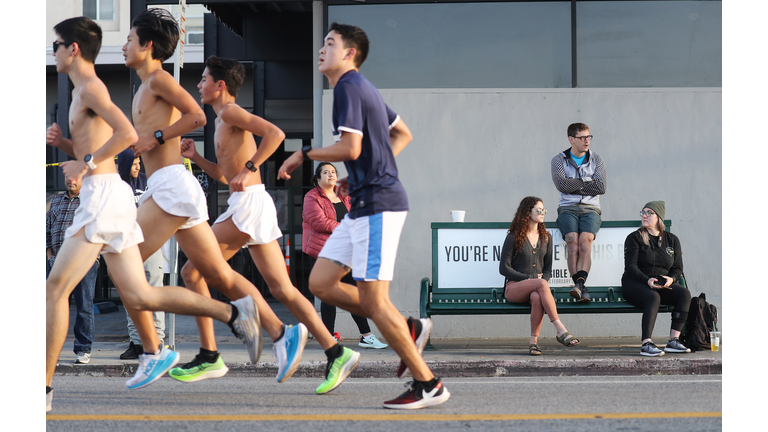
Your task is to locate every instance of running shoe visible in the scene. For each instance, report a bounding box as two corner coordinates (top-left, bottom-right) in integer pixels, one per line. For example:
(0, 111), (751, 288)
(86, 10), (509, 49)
(383, 378), (451, 410)
(359, 334), (388, 349)
(316, 346), (360, 394)
(397, 317), (433, 378)
(169, 354), (229, 383)
(230, 295), (262, 364)
(74, 352), (91, 364)
(46, 388), (53, 413)
(125, 346), (180, 389)
(274, 323), (308, 383)
(664, 337), (691, 353)
(640, 341), (665, 357)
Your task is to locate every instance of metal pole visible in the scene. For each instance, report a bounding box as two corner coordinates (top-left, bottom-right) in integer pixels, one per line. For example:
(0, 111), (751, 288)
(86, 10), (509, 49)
(167, 0), (187, 351)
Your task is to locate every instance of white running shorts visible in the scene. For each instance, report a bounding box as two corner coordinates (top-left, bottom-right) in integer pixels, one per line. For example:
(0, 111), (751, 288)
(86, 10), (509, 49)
(140, 164), (208, 230)
(214, 184), (282, 246)
(318, 211), (407, 282)
(65, 174), (144, 254)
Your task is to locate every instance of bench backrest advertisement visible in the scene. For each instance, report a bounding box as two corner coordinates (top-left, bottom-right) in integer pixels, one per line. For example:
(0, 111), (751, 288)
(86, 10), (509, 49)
(432, 222), (663, 290)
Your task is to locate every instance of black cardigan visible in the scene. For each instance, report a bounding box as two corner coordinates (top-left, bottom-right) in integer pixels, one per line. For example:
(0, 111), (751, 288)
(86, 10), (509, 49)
(498, 231), (553, 282)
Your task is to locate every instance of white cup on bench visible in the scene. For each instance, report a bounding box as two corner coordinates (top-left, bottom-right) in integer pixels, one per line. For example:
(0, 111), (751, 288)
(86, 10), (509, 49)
(450, 210), (466, 223)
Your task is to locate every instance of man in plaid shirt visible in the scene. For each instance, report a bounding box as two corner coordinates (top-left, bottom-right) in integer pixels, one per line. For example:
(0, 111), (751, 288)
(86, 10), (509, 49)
(46, 177), (99, 364)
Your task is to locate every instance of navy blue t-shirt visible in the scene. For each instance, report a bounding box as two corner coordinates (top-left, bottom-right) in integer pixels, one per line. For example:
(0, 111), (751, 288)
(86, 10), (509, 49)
(332, 70), (408, 218)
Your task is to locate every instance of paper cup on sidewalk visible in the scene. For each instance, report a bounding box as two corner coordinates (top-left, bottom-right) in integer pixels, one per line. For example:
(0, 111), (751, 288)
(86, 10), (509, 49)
(450, 210), (466, 223)
(709, 331), (721, 351)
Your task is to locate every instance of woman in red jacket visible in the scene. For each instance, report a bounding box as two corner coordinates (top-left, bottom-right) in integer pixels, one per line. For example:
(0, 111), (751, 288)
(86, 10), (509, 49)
(303, 162), (387, 349)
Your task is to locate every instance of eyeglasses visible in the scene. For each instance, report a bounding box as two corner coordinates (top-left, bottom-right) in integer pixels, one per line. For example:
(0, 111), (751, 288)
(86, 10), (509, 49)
(640, 210), (656, 217)
(534, 208), (547, 215)
(53, 40), (73, 52)
(571, 135), (593, 141)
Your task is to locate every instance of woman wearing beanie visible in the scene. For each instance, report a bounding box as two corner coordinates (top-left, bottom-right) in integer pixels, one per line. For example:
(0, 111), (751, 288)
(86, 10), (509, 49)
(621, 201), (691, 356)
(302, 162), (388, 349)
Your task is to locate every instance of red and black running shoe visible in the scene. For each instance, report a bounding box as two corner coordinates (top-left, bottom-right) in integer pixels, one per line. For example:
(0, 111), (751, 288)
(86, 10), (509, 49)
(383, 378), (450, 409)
(396, 317), (433, 379)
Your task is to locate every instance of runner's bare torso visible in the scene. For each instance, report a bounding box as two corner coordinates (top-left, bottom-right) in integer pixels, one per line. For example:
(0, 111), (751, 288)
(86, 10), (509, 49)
(213, 104), (263, 190)
(131, 70), (185, 176)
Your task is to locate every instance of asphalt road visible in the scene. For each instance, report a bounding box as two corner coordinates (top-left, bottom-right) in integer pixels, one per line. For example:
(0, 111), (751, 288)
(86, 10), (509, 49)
(46, 375), (721, 432)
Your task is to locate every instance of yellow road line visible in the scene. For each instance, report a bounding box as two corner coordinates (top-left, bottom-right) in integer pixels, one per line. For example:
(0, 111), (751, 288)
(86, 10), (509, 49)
(47, 412), (722, 421)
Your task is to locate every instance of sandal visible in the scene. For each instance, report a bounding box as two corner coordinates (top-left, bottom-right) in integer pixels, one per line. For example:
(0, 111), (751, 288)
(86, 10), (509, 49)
(529, 344), (542, 356)
(556, 332), (580, 347)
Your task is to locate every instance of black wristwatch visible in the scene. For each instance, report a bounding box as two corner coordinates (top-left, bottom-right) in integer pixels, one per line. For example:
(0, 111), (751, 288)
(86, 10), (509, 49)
(301, 145), (312, 161)
(154, 130), (165, 145)
(245, 161), (258, 172)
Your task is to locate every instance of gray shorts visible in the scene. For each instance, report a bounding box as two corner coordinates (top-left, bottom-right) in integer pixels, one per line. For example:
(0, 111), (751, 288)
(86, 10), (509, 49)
(556, 205), (602, 237)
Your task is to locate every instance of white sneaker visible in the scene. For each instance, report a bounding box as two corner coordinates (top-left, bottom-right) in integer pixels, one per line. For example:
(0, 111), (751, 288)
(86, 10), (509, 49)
(74, 352), (91, 364)
(125, 347), (180, 389)
(230, 295), (262, 364)
(46, 389), (53, 412)
(359, 334), (388, 349)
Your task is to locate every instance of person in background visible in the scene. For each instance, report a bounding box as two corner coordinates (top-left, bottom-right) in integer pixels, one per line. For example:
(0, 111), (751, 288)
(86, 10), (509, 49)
(499, 196), (580, 355)
(46, 176), (99, 364)
(550, 123), (607, 302)
(116, 148), (166, 359)
(621, 201), (691, 357)
(303, 162), (388, 349)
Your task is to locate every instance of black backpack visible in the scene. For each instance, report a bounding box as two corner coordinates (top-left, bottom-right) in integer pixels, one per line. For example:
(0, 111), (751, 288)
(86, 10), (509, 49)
(681, 292), (719, 352)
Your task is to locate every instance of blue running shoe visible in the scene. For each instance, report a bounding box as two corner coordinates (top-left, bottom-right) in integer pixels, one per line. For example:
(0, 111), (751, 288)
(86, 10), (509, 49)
(274, 323), (308, 383)
(126, 346), (180, 389)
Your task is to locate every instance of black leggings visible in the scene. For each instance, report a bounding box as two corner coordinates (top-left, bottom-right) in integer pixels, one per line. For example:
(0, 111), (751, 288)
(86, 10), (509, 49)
(622, 278), (691, 341)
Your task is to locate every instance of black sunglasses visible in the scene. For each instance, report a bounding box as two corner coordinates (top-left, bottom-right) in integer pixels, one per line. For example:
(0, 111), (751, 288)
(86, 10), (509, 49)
(53, 40), (73, 52)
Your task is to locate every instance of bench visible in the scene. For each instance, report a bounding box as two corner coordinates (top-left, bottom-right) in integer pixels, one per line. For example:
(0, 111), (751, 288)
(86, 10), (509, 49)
(419, 221), (681, 348)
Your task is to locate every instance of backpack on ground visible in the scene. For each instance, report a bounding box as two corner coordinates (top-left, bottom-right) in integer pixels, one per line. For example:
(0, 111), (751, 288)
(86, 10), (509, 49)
(680, 292), (719, 352)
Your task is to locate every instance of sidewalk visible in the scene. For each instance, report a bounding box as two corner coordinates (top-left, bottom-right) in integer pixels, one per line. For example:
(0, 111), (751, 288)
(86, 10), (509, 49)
(54, 300), (722, 379)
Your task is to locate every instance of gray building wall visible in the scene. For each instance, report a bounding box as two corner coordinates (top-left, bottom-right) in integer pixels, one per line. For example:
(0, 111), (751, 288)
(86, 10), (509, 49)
(322, 87), (722, 339)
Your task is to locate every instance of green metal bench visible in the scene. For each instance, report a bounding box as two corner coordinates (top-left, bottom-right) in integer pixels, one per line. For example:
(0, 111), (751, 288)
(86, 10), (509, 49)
(419, 221), (680, 348)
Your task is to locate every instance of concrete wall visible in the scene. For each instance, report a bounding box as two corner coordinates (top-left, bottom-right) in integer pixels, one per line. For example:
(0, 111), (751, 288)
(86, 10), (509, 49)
(322, 87), (722, 339)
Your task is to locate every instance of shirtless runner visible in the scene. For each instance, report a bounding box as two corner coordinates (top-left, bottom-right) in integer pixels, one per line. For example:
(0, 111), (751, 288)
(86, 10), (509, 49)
(45, 16), (260, 412)
(122, 8), (306, 381)
(175, 56), (359, 392)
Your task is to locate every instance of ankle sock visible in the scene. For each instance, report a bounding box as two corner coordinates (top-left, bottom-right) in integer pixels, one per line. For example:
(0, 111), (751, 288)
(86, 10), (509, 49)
(572, 271), (588, 285)
(227, 304), (239, 327)
(324, 343), (343, 362)
(199, 348), (219, 363)
(274, 325), (286, 342)
(417, 377), (439, 390)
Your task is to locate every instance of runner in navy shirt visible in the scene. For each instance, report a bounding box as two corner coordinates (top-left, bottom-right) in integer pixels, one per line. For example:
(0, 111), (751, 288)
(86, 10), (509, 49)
(332, 69), (408, 218)
(279, 22), (450, 410)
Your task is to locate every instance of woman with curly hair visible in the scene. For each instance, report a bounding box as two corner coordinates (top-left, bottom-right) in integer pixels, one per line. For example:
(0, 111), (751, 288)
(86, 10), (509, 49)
(499, 196), (580, 355)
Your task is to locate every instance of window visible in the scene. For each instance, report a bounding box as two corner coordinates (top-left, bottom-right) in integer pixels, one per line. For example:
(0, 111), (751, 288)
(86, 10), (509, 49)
(328, 2), (572, 89)
(576, 1), (722, 87)
(187, 32), (204, 45)
(83, 0), (115, 21)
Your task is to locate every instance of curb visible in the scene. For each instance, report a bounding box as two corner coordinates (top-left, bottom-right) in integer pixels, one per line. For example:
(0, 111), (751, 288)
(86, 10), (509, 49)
(55, 358), (721, 379)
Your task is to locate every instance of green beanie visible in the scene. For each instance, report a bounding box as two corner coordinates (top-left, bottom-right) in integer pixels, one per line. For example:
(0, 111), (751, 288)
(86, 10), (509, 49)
(643, 201), (665, 220)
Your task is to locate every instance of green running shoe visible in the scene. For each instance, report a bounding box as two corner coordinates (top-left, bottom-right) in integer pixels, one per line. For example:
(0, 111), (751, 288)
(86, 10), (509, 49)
(169, 354), (229, 383)
(315, 347), (360, 395)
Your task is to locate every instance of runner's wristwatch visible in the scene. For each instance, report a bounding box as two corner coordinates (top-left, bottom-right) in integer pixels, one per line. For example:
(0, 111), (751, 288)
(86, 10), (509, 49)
(154, 130), (165, 145)
(84, 154), (97, 170)
(301, 145), (312, 161)
(245, 161), (258, 172)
